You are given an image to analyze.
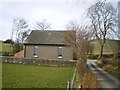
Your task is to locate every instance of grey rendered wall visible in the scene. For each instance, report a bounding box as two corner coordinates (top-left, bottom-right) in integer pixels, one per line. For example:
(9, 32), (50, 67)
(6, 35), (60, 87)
(25, 45), (73, 60)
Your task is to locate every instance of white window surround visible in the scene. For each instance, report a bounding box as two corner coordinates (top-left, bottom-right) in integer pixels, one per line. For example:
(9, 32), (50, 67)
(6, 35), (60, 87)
(35, 46), (38, 48)
(59, 47), (62, 48)
(58, 56), (63, 59)
(34, 55), (38, 58)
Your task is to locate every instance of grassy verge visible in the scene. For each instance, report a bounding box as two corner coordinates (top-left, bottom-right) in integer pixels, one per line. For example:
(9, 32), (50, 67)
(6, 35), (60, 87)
(2, 63), (74, 88)
(73, 71), (80, 88)
(76, 60), (101, 88)
(96, 60), (120, 80)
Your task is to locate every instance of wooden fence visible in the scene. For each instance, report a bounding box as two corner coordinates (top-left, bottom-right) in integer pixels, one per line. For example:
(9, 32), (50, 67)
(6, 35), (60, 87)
(67, 68), (77, 90)
(2, 56), (76, 67)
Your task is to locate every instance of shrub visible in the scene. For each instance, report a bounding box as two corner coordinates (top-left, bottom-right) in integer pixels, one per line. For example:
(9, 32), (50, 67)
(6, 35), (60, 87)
(95, 60), (104, 68)
(76, 60), (101, 88)
(87, 54), (98, 59)
(2, 52), (10, 56)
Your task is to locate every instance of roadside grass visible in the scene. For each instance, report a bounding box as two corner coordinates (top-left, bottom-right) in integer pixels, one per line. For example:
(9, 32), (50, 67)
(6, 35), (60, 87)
(73, 71), (80, 88)
(76, 60), (101, 88)
(2, 63), (75, 88)
(96, 60), (120, 80)
(103, 67), (120, 80)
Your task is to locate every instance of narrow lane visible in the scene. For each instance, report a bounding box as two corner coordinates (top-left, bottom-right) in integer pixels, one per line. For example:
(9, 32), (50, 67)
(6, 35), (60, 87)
(87, 60), (120, 89)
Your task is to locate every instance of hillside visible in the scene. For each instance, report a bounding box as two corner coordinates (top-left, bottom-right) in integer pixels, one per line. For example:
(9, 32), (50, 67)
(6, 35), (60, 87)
(2, 43), (13, 52)
(0, 41), (13, 56)
(91, 39), (120, 55)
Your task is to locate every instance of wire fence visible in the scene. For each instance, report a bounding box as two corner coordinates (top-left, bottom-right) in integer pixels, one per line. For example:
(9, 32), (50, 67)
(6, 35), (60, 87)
(2, 56), (76, 67)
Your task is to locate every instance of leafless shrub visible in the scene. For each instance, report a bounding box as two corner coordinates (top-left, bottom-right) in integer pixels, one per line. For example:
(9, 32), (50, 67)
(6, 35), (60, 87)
(64, 20), (101, 88)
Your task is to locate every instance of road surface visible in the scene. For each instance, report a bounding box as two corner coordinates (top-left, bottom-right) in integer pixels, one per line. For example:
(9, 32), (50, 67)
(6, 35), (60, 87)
(87, 60), (120, 89)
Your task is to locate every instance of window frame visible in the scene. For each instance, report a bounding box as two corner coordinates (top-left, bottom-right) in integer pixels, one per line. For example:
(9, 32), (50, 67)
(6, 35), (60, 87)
(33, 45), (39, 58)
(58, 46), (63, 59)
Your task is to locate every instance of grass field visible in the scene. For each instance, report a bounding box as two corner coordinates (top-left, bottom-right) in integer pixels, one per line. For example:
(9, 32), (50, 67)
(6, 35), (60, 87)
(0, 42), (13, 56)
(91, 40), (119, 55)
(2, 63), (75, 88)
(0, 43), (13, 52)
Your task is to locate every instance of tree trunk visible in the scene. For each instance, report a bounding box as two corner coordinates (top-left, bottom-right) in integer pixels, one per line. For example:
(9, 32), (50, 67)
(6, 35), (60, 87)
(11, 43), (15, 56)
(98, 44), (104, 60)
(97, 39), (106, 61)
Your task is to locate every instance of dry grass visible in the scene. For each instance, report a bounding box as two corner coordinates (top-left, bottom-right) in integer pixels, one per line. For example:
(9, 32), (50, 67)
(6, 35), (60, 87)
(76, 60), (101, 88)
(80, 69), (101, 88)
(96, 59), (120, 80)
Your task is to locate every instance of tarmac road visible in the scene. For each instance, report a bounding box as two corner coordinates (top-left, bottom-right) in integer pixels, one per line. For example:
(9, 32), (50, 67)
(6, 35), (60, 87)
(87, 60), (120, 89)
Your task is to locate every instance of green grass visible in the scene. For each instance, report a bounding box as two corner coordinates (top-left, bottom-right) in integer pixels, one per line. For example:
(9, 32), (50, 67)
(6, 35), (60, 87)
(2, 43), (13, 52)
(96, 60), (120, 80)
(2, 63), (75, 88)
(73, 71), (80, 88)
(91, 40), (119, 55)
(103, 67), (120, 80)
(0, 43), (13, 56)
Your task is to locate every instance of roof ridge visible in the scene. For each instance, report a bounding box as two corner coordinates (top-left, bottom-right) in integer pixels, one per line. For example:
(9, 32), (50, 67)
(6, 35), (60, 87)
(31, 30), (67, 32)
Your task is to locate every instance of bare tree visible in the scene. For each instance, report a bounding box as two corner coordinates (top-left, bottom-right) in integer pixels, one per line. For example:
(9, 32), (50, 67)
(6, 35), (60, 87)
(11, 17), (28, 43)
(35, 19), (51, 30)
(18, 29), (31, 43)
(64, 21), (100, 88)
(65, 21), (93, 62)
(11, 17), (29, 54)
(87, 0), (117, 60)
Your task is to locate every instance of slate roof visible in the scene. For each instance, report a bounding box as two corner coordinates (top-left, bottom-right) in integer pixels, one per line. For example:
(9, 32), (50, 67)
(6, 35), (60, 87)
(24, 30), (67, 45)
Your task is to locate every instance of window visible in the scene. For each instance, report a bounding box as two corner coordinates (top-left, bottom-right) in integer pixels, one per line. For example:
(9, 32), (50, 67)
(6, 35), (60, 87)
(58, 47), (62, 59)
(33, 46), (38, 58)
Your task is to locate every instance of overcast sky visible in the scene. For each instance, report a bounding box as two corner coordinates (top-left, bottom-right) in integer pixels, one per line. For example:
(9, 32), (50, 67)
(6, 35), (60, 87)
(0, 0), (118, 41)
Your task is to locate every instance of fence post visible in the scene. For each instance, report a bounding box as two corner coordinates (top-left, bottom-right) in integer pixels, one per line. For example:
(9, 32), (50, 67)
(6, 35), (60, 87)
(70, 68), (77, 89)
(67, 80), (71, 90)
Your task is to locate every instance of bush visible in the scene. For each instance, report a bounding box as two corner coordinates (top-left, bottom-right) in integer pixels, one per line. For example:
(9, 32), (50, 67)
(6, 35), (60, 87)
(2, 52), (10, 56)
(77, 60), (101, 88)
(87, 54), (98, 59)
